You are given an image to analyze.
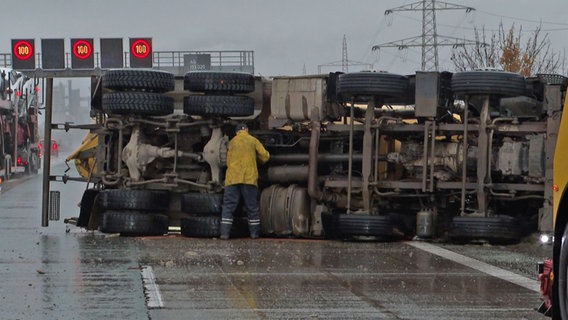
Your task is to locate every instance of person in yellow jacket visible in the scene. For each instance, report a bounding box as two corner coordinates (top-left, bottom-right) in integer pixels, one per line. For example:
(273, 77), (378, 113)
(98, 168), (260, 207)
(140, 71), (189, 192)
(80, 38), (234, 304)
(221, 123), (270, 240)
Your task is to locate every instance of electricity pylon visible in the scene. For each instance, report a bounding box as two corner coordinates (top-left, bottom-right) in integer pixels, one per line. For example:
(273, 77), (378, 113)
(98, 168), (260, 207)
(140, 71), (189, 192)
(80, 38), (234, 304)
(318, 35), (372, 73)
(372, 0), (478, 71)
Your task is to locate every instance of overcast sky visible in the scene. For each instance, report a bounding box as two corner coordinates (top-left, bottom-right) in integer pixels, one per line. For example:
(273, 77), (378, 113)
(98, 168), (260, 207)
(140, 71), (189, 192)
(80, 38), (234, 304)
(4, 0), (568, 77)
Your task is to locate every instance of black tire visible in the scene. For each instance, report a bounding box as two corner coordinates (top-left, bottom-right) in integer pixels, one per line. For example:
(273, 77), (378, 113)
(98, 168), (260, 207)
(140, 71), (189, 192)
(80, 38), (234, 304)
(336, 214), (398, 239)
(183, 95), (254, 117)
(451, 71), (526, 97)
(558, 224), (568, 319)
(31, 152), (40, 175)
(180, 193), (223, 214)
(100, 211), (169, 236)
(448, 215), (522, 244)
(337, 72), (409, 98)
(77, 189), (100, 228)
(180, 215), (248, 238)
(184, 71), (255, 94)
(99, 189), (170, 212)
(102, 92), (174, 116)
(102, 69), (175, 93)
(26, 152), (39, 175)
(1, 159), (8, 181)
(0, 77), (6, 100)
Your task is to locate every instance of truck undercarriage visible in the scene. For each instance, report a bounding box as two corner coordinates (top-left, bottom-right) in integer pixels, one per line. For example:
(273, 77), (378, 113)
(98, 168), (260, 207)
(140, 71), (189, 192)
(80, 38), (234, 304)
(55, 69), (564, 245)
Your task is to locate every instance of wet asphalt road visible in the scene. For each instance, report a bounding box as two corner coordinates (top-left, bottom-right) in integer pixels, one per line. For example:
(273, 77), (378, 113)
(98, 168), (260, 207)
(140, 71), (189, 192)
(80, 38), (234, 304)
(0, 162), (552, 320)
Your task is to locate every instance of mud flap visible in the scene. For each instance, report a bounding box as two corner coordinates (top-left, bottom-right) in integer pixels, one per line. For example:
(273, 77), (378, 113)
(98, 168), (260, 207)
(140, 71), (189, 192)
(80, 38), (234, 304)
(76, 189), (99, 228)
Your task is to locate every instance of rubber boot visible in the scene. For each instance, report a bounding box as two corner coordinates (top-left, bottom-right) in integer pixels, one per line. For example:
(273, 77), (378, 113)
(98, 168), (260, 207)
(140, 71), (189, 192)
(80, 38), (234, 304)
(220, 222), (232, 240)
(249, 224), (260, 239)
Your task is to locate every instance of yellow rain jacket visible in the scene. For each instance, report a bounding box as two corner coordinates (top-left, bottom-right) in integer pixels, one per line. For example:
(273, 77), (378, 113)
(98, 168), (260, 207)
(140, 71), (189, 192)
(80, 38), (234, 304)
(225, 130), (270, 187)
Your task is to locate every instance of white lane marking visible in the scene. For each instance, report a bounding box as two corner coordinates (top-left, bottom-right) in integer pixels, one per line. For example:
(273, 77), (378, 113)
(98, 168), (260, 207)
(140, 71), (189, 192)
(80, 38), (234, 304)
(407, 241), (539, 293)
(141, 265), (164, 308)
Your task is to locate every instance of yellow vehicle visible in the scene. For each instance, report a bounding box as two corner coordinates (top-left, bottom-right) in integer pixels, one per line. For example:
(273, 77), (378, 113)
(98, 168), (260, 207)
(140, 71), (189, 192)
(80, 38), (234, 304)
(538, 76), (568, 319)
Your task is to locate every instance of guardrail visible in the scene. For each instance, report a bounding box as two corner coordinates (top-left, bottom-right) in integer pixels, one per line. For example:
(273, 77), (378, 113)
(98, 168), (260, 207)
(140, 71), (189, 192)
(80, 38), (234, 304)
(0, 50), (254, 76)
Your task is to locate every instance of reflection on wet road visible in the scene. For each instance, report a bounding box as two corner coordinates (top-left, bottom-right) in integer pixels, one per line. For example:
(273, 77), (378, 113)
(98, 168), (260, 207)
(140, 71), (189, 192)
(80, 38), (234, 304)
(141, 237), (540, 320)
(0, 170), (148, 320)
(0, 166), (546, 320)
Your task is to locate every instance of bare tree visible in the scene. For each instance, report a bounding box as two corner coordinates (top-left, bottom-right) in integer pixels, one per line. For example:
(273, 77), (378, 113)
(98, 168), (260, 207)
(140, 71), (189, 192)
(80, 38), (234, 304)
(451, 23), (565, 76)
(451, 26), (499, 71)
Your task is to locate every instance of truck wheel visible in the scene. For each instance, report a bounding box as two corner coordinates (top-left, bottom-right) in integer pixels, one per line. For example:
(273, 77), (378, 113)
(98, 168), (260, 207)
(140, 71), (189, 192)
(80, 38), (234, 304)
(100, 211), (169, 236)
(448, 215), (522, 244)
(180, 193), (223, 214)
(103, 92), (174, 116)
(99, 189), (170, 212)
(180, 215), (248, 238)
(4, 158), (11, 180)
(451, 71), (526, 97)
(26, 152), (39, 175)
(558, 225), (568, 318)
(184, 71), (255, 94)
(102, 69), (175, 93)
(183, 95), (254, 117)
(337, 72), (409, 99)
(336, 214), (400, 240)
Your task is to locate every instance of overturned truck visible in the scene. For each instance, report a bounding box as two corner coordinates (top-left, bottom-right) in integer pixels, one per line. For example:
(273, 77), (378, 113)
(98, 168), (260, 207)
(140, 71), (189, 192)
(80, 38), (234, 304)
(59, 69), (564, 243)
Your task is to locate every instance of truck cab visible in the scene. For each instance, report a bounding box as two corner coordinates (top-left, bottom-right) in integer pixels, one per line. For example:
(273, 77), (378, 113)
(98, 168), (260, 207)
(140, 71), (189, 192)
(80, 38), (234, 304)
(538, 76), (568, 319)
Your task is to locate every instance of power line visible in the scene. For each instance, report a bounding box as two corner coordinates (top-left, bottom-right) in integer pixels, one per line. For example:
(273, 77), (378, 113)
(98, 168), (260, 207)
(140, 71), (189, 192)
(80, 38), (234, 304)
(359, 17), (388, 63)
(474, 9), (568, 27)
(391, 11), (568, 34)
